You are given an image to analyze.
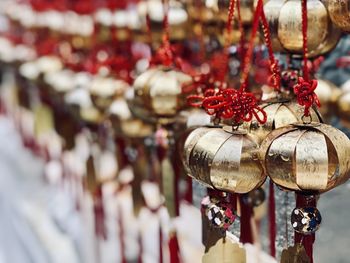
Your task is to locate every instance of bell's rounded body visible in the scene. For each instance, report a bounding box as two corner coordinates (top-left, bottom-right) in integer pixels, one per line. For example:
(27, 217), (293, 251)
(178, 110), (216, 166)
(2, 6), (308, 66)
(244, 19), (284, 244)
(109, 98), (154, 138)
(243, 100), (322, 144)
(89, 78), (128, 113)
(131, 67), (191, 123)
(337, 90), (350, 128)
(315, 79), (341, 120)
(278, 0), (328, 53)
(260, 123), (350, 193)
(264, 0), (338, 57)
(263, 0), (287, 52)
(324, 0), (350, 31)
(184, 127), (266, 194)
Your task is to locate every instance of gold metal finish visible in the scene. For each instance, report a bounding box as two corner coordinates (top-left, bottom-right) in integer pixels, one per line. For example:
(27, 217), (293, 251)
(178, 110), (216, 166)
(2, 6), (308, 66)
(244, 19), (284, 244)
(259, 123), (350, 192)
(325, 0), (350, 32)
(185, 127), (266, 193)
(277, 0), (329, 54)
(132, 66), (191, 123)
(337, 90), (350, 128)
(263, 0), (287, 52)
(244, 101), (322, 144)
(315, 79), (341, 120)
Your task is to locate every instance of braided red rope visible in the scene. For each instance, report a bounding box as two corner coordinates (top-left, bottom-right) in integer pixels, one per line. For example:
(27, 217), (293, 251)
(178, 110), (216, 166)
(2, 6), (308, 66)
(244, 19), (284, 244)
(260, 9), (281, 90)
(240, 0), (264, 92)
(201, 88), (267, 123)
(185, 0), (268, 125)
(301, 0), (309, 82)
(236, 0), (246, 66)
(293, 0), (321, 117)
(182, 0), (236, 99)
(226, 0), (236, 48)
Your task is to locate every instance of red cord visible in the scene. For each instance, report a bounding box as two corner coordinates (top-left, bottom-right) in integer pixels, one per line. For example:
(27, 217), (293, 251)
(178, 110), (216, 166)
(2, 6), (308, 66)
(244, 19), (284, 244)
(301, 0), (309, 81)
(236, 0), (246, 67)
(268, 181), (276, 258)
(293, 0), (321, 117)
(201, 89), (267, 123)
(260, 9), (281, 90)
(226, 0), (236, 47)
(240, 0), (264, 91)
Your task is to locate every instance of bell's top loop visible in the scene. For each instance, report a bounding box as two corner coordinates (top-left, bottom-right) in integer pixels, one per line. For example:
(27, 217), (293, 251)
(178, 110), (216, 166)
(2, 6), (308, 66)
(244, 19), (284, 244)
(301, 114), (312, 124)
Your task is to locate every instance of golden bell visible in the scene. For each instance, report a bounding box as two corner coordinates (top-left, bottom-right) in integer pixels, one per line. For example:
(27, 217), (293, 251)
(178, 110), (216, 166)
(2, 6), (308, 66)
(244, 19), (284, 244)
(337, 89), (350, 128)
(131, 66), (192, 123)
(308, 17), (342, 57)
(323, 0), (350, 32)
(184, 127), (266, 194)
(259, 123), (350, 193)
(264, 0), (338, 57)
(315, 79), (341, 121)
(278, 0), (328, 53)
(89, 77), (129, 113)
(109, 97), (154, 139)
(137, 0), (189, 42)
(243, 100), (322, 144)
(263, 0), (287, 52)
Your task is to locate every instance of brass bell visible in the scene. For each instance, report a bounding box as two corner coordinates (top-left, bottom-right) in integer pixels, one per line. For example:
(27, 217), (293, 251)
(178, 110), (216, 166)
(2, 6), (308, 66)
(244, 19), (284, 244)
(109, 97), (154, 139)
(337, 88), (350, 128)
(137, 0), (189, 42)
(130, 66), (192, 124)
(323, 0), (350, 32)
(314, 79), (341, 121)
(243, 100), (322, 144)
(259, 123), (350, 193)
(89, 77), (129, 113)
(264, 0), (338, 57)
(263, 0), (287, 52)
(184, 127), (266, 194)
(278, 0), (328, 54)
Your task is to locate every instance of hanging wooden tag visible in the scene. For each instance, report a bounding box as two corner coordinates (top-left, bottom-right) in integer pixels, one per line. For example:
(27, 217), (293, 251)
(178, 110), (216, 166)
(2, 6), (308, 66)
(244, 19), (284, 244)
(34, 104), (54, 138)
(281, 244), (310, 263)
(202, 213), (225, 253)
(131, 145), (148, 216)
(86, 154), (98, 194)
(202, 237), (246, 263)
(161, 156), (176, 217)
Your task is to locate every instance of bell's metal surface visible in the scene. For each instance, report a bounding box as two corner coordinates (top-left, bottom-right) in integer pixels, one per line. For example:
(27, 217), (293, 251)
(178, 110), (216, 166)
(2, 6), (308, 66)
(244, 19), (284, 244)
(244, 101), (322, 144)
(315, 79), (341, 121)
(131, 66), (191, 123)
(109, 98), (154, 138)
(324, 0), (350, 32)
(184, 127), (266, 193)
(337, 90), (350, 128)
(259, 123), (350, 193)
(277, 0), (329, 54)
(263, 0), (287, 52)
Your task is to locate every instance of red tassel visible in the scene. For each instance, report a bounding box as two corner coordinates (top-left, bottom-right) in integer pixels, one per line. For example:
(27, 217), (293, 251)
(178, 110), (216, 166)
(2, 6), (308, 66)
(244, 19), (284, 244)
(117, 204), (127, 263)
(169, 232), (181, 263)
(159, 225), (163, 263)
(239, 195), (254, 244)
(94, 186), (107, 240)
(268, 181), (276, 258)
(138, 234), (143, 263)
